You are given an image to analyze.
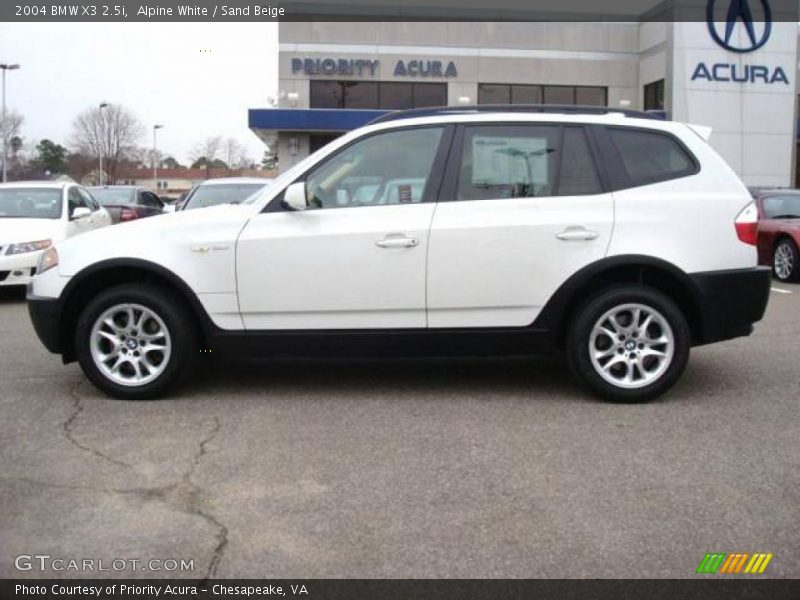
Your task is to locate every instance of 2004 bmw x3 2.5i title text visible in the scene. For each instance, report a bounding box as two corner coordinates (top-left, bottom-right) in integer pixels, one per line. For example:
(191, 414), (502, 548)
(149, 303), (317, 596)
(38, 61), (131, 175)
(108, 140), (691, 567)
(27, 106), (771, 402)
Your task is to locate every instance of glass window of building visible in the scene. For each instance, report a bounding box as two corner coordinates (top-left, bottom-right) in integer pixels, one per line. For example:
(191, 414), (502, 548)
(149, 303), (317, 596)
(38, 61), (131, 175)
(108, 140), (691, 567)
(310, 81), (446, 110)
(511, 85), (543, 104)
(379, 82), (414, 110)
(480, 84), (606, 107)
(478, 84), (512, 104)
(644, 79), (665, 111)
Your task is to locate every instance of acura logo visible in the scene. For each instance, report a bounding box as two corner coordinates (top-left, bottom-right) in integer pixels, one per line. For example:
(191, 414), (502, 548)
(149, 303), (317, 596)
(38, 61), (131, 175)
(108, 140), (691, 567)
(707, 0), (772, 53)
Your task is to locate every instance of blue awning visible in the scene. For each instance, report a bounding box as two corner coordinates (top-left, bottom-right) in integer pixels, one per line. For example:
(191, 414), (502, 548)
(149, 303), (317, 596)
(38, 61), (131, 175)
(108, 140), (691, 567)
(248, 108), (389, 133)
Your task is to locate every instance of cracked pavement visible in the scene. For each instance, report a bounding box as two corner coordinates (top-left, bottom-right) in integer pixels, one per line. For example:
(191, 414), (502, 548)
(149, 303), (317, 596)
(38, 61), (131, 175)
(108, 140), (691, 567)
(0, 285), (798, 579)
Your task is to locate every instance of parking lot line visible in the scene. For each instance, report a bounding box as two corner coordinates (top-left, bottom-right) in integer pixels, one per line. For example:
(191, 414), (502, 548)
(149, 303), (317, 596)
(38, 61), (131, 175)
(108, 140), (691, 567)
(770, 287), (793, 294)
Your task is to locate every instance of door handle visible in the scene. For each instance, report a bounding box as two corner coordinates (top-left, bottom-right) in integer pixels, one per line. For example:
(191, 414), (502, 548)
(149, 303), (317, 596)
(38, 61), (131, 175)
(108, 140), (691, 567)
(376, 235), (419, 249)
(556, 227), (599, 241)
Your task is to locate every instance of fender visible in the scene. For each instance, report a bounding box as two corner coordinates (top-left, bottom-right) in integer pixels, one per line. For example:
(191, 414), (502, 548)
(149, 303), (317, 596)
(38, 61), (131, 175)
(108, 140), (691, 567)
(532, 254), (707, 343)
(57, 258), (218, 361)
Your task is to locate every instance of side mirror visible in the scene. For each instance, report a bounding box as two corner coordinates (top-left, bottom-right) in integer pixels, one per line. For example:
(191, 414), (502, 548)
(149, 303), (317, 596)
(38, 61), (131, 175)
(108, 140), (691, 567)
(283, 182), (307, 211)
(71, 207), (91, 220)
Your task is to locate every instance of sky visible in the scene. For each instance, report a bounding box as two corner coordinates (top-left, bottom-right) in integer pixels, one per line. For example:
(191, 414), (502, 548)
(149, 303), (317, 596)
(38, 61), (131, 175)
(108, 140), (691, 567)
(0, 22), (278, 165)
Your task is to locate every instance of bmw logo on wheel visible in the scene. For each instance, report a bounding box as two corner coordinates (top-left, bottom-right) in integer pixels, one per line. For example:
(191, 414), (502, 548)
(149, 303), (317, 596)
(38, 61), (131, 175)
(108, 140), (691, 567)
(707, 0), (772, 53)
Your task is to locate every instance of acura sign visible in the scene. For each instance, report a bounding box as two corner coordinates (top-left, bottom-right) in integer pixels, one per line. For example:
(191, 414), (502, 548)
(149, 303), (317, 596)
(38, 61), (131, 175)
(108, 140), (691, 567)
(692, 0), (789, 85)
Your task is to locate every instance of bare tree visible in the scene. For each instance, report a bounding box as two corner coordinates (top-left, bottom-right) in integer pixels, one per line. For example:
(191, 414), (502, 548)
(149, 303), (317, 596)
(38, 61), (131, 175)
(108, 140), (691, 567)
(70, 103), (144, 184)
(1, 109), (24, 178)
(0, 108), (23, 146)
(222, 138), (252, 172)
(191, 136), (223, 178)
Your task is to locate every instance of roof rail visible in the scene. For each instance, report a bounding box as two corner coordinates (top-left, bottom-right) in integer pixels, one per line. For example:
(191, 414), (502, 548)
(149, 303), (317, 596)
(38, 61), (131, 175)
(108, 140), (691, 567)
(369, 104), (666, 125)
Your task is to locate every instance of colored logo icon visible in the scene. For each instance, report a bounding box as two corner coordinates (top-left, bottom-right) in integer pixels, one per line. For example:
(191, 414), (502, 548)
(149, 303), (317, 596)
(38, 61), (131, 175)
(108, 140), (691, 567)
(707, 0), (772, 53)
(697, 552), (773, 574)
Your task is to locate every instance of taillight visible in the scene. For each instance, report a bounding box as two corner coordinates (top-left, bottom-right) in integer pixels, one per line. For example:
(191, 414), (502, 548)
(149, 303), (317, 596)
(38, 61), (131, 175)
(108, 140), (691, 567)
(119, 207), (137, 222)
(734, 202), (758, 246)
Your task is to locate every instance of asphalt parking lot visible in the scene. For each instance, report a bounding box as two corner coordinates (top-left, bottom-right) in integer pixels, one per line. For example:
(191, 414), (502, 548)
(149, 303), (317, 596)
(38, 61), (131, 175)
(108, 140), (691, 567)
(0, 283), (798, 580)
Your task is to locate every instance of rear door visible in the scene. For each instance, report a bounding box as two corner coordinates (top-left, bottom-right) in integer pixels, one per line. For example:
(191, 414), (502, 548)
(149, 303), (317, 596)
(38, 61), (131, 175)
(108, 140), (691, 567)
(426, 123), (614, 328)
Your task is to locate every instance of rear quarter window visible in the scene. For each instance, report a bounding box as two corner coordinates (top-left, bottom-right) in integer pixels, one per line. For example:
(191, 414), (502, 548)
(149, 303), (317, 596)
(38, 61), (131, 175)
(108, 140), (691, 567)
(608, 127), (698, 188)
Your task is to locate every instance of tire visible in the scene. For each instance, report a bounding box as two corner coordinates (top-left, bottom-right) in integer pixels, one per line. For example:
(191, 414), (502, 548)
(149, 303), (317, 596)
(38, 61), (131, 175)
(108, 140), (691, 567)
(566, 285), (691, 403)
(74, 283), (198, 400)
(773, 238), (799, 283)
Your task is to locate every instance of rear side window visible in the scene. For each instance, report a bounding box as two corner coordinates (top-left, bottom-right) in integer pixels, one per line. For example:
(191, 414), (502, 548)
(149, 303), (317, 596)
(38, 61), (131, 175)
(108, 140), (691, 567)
(559, 127), (602, 196)
(608, 128), (697, 187)
(455, 124), (603, 201)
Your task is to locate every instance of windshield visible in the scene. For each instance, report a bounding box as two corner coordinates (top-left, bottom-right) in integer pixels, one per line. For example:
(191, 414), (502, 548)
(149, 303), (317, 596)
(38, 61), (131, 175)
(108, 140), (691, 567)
(90, 187), (135, 206)
(0, 188), (62, 219)
(183, 183), (267, 210)
(763, 195), (800, 219)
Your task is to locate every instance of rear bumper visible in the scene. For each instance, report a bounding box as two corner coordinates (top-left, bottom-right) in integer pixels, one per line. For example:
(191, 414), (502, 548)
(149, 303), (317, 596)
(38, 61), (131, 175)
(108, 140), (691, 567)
(690, 266), (771, 345)
(27, 289), (63, 354)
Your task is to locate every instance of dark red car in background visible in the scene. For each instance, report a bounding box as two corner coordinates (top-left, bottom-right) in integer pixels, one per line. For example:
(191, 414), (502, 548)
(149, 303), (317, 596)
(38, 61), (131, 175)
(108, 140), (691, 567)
(88, 185), (165, 224)
(751, 189), (800, 282)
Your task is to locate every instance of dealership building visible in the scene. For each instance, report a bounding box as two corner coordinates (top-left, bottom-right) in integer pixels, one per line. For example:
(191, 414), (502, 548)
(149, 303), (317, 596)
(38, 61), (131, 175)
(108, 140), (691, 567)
(249, 19), (799, 187)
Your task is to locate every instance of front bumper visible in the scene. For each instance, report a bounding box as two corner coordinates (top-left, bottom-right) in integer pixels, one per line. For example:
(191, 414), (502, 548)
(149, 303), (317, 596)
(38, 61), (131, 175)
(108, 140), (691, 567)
(0, 251), (40, 287)
(690, 266), (772, 345)
(27, 289), (63, 355)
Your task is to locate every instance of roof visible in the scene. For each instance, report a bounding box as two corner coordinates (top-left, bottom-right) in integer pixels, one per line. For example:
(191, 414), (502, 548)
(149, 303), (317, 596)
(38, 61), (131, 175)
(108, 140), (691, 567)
(370, 104), (666, 125)
(197, 177), (274, 186)
(751, 187), (800, 197)
(0, 181), (69, 189)
(87, 185), (140, 190)
(115, 168), (276, 180)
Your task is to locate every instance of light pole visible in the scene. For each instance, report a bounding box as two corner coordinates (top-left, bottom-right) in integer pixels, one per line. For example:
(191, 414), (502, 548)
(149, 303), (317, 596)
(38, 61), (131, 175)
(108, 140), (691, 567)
(152, 124), (163, 191)
(1, 63), (21, 183)
(98, 102), (109, 185)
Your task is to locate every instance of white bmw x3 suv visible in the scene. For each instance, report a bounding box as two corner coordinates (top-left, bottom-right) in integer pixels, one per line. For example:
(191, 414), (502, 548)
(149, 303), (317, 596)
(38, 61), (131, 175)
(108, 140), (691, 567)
(27, 106), (770, 402)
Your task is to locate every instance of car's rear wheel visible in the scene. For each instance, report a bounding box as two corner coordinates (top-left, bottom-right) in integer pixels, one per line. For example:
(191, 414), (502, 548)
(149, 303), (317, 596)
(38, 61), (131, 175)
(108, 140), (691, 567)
(566, 285), (690, 403)
(773, 239), (799, 282)
(75, 283), (197, 400)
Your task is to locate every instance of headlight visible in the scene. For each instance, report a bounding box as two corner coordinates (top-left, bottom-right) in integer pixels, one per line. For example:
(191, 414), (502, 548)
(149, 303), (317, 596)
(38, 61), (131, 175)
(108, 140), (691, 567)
(6, 239), (52, 255)
(37, 247), (59, 274)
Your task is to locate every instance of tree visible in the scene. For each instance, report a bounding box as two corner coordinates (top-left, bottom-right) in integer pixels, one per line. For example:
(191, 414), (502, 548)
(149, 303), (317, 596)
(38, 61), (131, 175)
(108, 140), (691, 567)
(190, 136), (223, 178)
(162, 156), (183, 170)
(71, 103), (143, 184)
(0, 108), (23, 148)
(261, 148), (277, 170)
(222, 138), (251, 172)
(36, 139), (68, 174)
(0, 108), (24, 178)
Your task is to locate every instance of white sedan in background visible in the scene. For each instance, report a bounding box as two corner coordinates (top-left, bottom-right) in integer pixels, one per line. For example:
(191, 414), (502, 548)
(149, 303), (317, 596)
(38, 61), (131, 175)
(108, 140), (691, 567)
(0, 182), (111, 287)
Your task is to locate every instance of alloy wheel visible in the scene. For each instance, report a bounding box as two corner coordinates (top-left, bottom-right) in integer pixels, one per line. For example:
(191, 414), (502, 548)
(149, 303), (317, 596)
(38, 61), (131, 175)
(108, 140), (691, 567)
(89, 303), (172, 387)
(588, 303), (675, 389)
(774, 243), (794, 280)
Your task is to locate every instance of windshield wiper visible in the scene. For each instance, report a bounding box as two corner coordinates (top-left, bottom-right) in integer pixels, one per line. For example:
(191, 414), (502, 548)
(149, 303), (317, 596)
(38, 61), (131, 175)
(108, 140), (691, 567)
(770, 214), (800, 220)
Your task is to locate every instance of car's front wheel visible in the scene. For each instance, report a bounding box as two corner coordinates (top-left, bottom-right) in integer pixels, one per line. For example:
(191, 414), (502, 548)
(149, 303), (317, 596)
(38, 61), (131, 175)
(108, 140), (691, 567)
(75, 283), (198, 400)
(566, 285), (690, 403)
(773, 239), (799, 282)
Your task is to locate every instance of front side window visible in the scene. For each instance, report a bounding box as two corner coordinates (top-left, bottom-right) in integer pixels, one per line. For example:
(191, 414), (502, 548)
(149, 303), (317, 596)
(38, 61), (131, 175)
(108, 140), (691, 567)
(304, 127), (445, 209)
(455, 124), (602, 201)
(608, 128), (697, 187)
(68, 187), (88, 215)
(78, 188), (99, 211)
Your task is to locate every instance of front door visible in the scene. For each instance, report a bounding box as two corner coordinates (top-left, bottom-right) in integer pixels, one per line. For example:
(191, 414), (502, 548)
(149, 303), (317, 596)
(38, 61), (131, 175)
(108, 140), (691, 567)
(237, 125), (450, 330)
(427, 123), (614, 328)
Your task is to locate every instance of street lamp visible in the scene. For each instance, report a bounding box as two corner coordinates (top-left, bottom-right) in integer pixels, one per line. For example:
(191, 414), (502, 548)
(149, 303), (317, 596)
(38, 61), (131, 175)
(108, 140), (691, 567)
(152, 124), (164, 191)
(1, 63), (21, 183)
(98, 102), (109, 185)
